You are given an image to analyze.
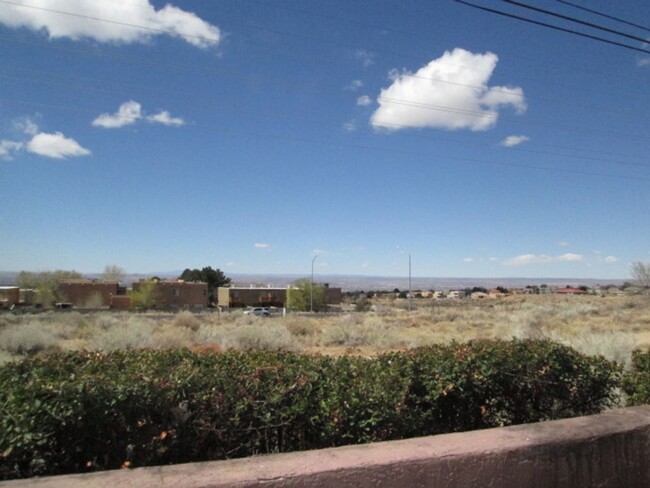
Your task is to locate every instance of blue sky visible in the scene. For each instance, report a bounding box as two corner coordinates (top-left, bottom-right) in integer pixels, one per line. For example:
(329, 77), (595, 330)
(0, 0), (648, 279)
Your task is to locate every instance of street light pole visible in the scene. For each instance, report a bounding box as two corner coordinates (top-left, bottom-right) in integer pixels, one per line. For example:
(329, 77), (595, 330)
(310, 255), (319, 312)
(408, 253), (412, 311)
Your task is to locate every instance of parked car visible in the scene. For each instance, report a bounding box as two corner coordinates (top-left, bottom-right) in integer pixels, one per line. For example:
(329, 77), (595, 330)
(244, 307), (270, 316)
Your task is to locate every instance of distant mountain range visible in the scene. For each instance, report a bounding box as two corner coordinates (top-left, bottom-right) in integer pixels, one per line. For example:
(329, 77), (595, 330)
(0, 271), (626, 291)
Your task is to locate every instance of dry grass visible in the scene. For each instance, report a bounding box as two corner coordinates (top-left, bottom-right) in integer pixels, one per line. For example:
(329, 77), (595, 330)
(1, 294), (649, 367)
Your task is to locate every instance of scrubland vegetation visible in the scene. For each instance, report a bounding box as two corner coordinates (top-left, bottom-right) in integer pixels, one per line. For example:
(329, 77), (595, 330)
(1, 295), (648, 367)
(2, 294), (650, 480)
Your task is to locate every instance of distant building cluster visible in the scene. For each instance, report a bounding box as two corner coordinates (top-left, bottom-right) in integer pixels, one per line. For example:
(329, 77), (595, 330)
(217, 285), (342, 309)
(370, 284), (641, 301)
(0, 280), (344, 311)
(0, 279), (208, 311)
(0, 281), (642, 311)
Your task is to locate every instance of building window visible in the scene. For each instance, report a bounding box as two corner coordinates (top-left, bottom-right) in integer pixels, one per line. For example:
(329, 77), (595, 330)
(172, 288), (180, 297)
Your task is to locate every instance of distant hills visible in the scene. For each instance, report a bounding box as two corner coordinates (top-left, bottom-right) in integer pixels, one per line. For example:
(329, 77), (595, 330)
(0, 271), (625, 291)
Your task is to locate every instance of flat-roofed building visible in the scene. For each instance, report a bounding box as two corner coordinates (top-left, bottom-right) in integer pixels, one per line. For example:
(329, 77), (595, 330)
(218, 285), (342, 309)
(132, 280), (208, 310)
(57, 280), (125, 308)
(0, 286), (20, 308)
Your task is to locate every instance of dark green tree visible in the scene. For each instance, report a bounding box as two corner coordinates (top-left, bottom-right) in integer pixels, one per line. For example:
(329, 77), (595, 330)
(178, 267), (231, 304)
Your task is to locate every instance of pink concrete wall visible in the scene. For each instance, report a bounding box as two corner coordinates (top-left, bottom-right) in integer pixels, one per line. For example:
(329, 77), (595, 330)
(3, 406), (650, 488)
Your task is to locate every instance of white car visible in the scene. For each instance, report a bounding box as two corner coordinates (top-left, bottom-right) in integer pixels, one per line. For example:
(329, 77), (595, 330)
(244, 307), (270, 316)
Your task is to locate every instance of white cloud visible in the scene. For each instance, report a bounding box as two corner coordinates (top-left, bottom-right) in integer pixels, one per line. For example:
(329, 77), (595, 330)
(637, 57), (650, 67)
(0, 140), (23, 160)
(146, 111), (185, 126)
(488, 257), (498, 262)
(343, 120), (357, 132)
(604, 256), (619, 264)
(558, 241), (570, 248)
(346, 79), (363, 91)
(371, 48), (526, 132)
(500, 135), (529, 147)
(463, 257), (475, 263)
(13, 117), (39, 136)
(503, 253), (583, 266)
(92, 100), (142, 128)
(355, 49), (374, 67)
(0, 0), (220, 48)
(26, 132), (90, 159)
(356, 95), (372, 107)
(558, 253), (583, 262)
(254, 243), (270, 249)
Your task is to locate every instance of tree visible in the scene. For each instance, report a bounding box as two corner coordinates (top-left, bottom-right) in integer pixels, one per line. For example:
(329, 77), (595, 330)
(102, 264), (125, 282)
(355, 294), (372, 312)
(286, 279), (326, 312)
(129, 279), (161, 310)
(178, 266), (231, 305)
(16, 270), (83, 307)
(631, 262), (650, 288)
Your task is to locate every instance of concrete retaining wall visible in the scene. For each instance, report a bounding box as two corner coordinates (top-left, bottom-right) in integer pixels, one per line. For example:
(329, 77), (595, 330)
(4, 406), (650, 488)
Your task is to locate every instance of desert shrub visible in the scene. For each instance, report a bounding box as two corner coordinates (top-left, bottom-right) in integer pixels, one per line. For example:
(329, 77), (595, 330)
(283, 317), (319, 337)
(623, 350), (650, 405)
(172, 311), (200, 331)
(222, 324), (298, 352)
(90, 317), (156, 351)
(194, 323), (230, 345)
(0, 322), (58, 355)
(151, 323), (196, 350)
(0, 339), (620, 481)
(557, 331), (637, 370)
(321, 317), (405, 349)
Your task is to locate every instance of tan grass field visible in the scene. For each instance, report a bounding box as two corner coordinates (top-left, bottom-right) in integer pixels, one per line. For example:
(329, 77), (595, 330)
(1, 294), (649, 368)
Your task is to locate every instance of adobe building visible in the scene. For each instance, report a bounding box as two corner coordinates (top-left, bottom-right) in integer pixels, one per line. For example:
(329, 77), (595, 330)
(57, 280), (125, 308)
(132, 280), (208, 310)
(0, 286), (20, 308)
(217, 285), (342, 309)
(218, 286), (288, 308)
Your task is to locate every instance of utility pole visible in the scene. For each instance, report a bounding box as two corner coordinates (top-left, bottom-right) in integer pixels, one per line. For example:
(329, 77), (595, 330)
(408, 253), (412, 311)
(310, 255), (319, 312)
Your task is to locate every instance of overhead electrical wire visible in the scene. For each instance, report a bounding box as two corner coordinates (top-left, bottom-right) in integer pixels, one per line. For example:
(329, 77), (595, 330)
(499, 0), (649, 44)
(454, 0), (650, 55)
(1, 0), (644, 94)
(1, 0), (647, 107)
(1, 32), (646, 130)
(2, 94), (646, 183)
(554, 0), (650, 34)
(3, 64), (648, 148)
(2, 76), (648, 174)
(3, 64), (647, 167)
(0, 2), (648, 179)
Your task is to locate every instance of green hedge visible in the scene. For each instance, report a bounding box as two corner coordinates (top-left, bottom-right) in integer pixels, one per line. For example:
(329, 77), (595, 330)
(623, 350), (650, 405)
(0, 339), (620, 480)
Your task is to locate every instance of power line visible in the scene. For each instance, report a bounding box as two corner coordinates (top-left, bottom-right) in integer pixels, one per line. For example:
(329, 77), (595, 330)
(454, 0), (650, 55)
(1, 3), (647, 173)
(3, 63), (647, 167)
(3, 95), (648, 181)
(4, 65), (648, 148)
(500, 0), (649, 44)
(554, 0), (650, 34)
